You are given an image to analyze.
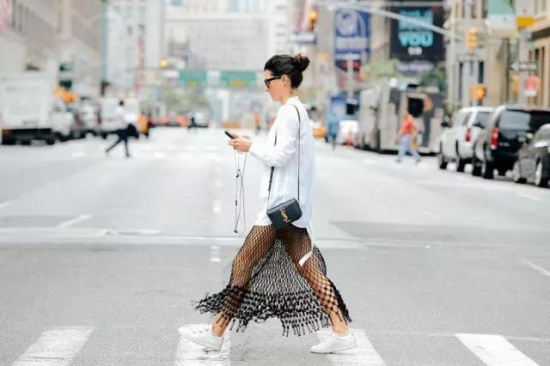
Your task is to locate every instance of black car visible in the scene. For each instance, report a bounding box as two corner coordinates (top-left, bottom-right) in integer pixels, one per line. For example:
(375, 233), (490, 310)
(512, 124), (550, 187)
(472, 106), (550, 179)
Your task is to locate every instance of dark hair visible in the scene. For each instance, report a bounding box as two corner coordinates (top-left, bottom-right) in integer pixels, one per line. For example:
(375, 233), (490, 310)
(264, 54), (310, 89)
(119, 100), (125, 107)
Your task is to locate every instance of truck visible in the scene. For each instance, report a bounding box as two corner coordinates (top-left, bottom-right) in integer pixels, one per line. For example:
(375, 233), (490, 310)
(356, 81), (445, 154)
(0, 73), (73, 145)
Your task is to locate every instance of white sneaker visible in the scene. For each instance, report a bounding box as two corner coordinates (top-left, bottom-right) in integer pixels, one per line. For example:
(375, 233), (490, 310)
(178, 326), (224, 351)
(311, 332), (357, 354)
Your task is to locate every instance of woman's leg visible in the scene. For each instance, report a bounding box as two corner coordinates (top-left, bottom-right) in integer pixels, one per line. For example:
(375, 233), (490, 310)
(211, 225), (277, 336)
(280, 227), (350, 335)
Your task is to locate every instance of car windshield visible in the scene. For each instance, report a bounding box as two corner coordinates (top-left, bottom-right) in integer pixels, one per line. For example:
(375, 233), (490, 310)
(474, 111), (491, 127)
(499, 110), (550, 131)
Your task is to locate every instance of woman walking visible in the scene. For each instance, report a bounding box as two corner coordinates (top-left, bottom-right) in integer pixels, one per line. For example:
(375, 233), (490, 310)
(180, 54), (356, 354)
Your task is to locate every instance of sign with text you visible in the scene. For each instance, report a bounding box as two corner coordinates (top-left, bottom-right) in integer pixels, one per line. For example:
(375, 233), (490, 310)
(390, 3), (444, 65)
(334, 9), (370, 72)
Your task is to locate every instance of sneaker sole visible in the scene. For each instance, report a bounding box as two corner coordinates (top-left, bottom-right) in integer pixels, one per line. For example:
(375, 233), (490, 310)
(178, 329), (223, 351)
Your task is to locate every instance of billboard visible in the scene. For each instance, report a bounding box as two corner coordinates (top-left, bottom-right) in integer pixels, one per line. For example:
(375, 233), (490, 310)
(334, 9), (370, 72)
(390, 3), (444, 71)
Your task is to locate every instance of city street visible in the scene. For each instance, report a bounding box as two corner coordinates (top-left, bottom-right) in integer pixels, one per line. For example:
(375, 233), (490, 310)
(0, 128), (549, 366)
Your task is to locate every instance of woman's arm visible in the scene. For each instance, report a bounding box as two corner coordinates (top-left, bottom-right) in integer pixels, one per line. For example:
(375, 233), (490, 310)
(248, 106), (299, 167)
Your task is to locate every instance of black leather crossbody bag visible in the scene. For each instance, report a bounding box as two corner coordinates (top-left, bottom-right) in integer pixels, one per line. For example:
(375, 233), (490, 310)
(266, 105), (303, 230)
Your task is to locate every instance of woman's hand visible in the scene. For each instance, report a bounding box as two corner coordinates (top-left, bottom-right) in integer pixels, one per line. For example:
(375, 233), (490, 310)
(229, 135), (252, 152)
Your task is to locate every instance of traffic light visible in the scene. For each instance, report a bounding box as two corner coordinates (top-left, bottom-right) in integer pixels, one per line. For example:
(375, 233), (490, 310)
(466, 28), (478, 51)
(308, 9), (318, 31)
(469, 84), (486, 101)
(159, 58), (168, 69)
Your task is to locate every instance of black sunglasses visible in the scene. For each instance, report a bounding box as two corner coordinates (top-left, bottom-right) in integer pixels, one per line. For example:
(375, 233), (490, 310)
(264, 75), (282, 88)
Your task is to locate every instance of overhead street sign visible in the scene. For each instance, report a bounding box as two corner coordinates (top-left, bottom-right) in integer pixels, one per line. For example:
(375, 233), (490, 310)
(510, 61), (537, 72)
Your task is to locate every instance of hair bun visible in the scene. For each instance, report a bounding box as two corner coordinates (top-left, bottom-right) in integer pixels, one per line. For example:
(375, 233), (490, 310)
(293, 54), (310, 72)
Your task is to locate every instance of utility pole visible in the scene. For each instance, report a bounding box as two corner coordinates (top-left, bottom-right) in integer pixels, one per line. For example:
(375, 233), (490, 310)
(517, 30), (529, 106)
(462, 0), (472, 108)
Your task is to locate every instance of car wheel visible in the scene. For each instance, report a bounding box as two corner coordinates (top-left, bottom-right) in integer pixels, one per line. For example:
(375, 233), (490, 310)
(46, 138), (56, 146)
(471, 153), (482, 176)
(482, 160), (494, 179)
(512, 161), (526, 184)
(438, 146), (448, 170)
(534, 161), (548, 188)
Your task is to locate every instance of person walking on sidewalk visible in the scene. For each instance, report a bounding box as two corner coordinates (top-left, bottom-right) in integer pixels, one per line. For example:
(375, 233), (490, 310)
(327, 111), (340, 150)
(105, 100), (131, 158)
(396, 113), (421, 163)
(180, 54), (356, 354)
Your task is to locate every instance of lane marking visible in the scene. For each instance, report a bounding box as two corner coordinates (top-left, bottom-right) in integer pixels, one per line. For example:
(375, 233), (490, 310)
(55, 215), (92, 229)
(210, 245), (221, 263)
(13, 326), (93, 366)
(0, 201), (11, 209)
(319, 329), (386, 365)
(457, 333), (540, 366)
(175, 324), (230, 365)
(516, 193), (542, 202)
(521, 259), (550, 278)
(212, 201), (221, 214)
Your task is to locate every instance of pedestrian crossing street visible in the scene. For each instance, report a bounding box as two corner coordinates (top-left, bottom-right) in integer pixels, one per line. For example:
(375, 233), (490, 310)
(5, 325), (546, 365)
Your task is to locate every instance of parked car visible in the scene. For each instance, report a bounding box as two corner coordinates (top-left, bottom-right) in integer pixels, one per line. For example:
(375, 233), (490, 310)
(437, 107), (493, 171)
(472, 106), (550, 179)
(98, 97), (119, 139)
(512, 124), (550, 187)
(79, 104), (99, 136)
(66, 104), (87, 139)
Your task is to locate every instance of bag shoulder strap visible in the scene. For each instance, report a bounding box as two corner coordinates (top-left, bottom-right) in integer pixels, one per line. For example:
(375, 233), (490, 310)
(267, 104), (301, 205)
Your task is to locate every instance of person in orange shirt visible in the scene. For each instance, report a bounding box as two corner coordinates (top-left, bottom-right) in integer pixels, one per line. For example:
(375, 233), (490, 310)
(396, 113), (421, 163)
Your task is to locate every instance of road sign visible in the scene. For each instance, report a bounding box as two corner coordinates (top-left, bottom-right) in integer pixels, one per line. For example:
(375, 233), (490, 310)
(510, 61), (537, 72)
(179, 70), (207, 88)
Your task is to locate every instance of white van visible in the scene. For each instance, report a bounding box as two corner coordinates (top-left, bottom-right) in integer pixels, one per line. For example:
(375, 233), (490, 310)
(0, 73), (72, 145)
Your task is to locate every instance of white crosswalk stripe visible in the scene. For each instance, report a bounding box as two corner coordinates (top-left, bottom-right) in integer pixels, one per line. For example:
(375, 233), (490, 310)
(319, 329), (386, 365)
(457, 333), (541, 366)
(6, 326), (546, 365)
(12, 326), (93, 366)
(175, 324), (231, 365)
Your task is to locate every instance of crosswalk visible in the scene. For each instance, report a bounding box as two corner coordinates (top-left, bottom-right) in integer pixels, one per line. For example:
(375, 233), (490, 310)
(5, 325), (545, 365)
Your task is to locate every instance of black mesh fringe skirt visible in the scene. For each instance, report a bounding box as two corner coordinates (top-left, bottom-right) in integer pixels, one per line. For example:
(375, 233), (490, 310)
(193, 225), (352, 336)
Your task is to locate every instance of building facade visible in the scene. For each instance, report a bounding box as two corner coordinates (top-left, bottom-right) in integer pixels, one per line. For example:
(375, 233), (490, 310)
(105, 0), (165, 97)
(56, 0), (102, 98)
(528, 0), (550, 107)
(0, 0), (58, 84)
(165, 0), (273, 71)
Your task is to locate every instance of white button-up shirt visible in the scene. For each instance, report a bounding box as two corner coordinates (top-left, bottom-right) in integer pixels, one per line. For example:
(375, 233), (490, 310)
(248, 96), (315, 266)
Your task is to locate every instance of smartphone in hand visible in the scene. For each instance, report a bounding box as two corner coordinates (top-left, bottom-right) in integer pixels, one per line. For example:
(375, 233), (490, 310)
(224, 131), (236, 139)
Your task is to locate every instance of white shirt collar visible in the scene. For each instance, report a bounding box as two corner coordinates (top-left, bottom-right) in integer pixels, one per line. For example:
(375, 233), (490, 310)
(284, 96), (300, 105)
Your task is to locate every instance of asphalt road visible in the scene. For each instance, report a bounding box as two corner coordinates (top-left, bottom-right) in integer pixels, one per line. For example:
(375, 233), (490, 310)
(0, 128), (549, 366)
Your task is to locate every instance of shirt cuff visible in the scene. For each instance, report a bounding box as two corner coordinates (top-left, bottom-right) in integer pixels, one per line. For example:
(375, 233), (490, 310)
(248, 141), (262, 157)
